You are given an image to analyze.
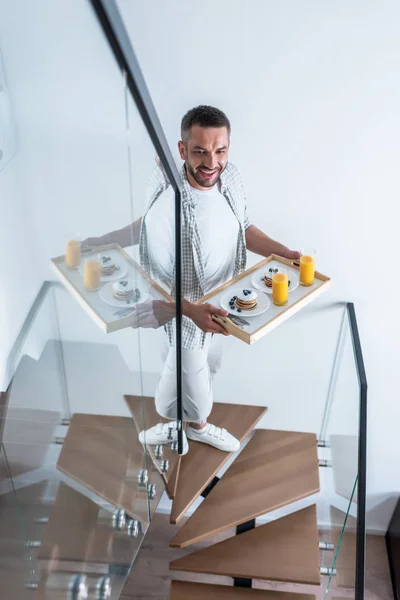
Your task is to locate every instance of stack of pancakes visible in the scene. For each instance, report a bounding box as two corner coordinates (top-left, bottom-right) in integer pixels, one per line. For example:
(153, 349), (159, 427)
(235, 289), (258, 310)
(100, 255), (117, 277)
(112, 280), (134, 302)
(263, 275), (273, 288)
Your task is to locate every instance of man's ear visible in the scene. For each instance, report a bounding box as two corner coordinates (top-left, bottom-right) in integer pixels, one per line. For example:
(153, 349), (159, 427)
(178, 140), (186, 161)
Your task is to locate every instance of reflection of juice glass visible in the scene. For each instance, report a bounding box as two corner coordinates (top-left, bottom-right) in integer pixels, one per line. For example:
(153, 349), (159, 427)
(272, 267), (289, 306)
(65, 235), (81, 269)
(84, 255), (101, 291)
(300, 248), (316, 286)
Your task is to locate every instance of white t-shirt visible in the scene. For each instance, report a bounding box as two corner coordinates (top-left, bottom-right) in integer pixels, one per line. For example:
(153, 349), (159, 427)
(145, 184), (239, 294)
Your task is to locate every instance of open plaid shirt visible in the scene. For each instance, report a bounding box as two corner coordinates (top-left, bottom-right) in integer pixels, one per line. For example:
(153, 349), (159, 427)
(140, 162), (250, 349)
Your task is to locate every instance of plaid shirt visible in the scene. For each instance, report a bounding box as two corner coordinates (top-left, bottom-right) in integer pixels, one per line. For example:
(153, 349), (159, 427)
(140, 162), (250, 349)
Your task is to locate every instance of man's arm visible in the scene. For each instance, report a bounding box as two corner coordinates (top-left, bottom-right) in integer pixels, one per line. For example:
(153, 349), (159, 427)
(245, 224), (300, 260)
(83, 217), (142, 249)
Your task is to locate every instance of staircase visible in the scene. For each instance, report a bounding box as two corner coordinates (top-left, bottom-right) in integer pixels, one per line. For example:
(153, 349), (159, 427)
(52, 395), (324, 598)
(163, 403), (322, 598)
(123, 397), (325, 598)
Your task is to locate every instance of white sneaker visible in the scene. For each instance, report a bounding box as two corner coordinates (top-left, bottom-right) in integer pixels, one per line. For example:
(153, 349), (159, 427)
(186, 423), (240, 452)
(138, 422), (189, 455)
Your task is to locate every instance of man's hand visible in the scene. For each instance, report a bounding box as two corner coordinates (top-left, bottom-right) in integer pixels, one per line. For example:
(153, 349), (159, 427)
(183, 302), (230, 336)
(81, 236), (100, 249)
(280, 248), (300, 260)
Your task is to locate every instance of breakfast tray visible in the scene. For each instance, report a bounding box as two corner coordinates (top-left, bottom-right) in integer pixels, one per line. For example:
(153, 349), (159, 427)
(51, 243), (173, 333)
(197, 254), (331, 345)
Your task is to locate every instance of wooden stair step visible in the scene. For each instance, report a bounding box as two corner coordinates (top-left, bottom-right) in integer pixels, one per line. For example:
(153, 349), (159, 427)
(170, 581), (316, 599)
(57, 413), (150, 522)
(171, 402), (267, 524)
(124, 394), (181, 499)
(170, 505), (320, 585)
(171, 429), (319, 548)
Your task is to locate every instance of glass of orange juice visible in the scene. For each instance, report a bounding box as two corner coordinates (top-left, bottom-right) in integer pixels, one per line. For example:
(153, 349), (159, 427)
(299, 248), (316, 286)
(65, 234), (81, 270)
(272, 267), (289, 306)
(83, 254), (101, 291)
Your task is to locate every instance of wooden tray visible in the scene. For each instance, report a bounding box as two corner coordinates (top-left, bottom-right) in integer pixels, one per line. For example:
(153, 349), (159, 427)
(51, 243), (173, 334)
(197, 254), (331, 345)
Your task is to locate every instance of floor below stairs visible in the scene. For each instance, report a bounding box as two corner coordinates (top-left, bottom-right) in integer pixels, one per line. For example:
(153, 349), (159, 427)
(120, 513), (393, 600)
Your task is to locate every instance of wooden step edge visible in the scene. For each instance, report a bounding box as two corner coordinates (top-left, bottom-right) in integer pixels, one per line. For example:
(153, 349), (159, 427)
(170, 431), (320, 548)
(170, 405), (268, 525)
(169, 484), (320, 549)
(170, 580), (316, 599)
(170, 506), (320, 586)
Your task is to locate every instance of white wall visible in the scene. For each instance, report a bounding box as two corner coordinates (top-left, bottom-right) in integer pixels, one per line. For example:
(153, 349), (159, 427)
(116, 0), (400, 528)
(0, 0), (399, 530)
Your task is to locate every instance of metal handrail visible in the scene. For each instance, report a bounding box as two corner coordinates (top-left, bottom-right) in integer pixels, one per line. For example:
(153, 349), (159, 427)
(347, 302), (368, 600)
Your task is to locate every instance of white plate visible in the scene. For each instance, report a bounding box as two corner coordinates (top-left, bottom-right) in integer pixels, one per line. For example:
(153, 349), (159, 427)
(79, 255), (127, 282)
(220, 287), (270, 317)
(251, 264), (299, 295)
(100, 279), (150, 308)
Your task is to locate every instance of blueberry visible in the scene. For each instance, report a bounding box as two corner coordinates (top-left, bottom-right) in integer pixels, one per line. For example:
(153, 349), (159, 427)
(269, 268), (273, 273)
(233, 295), (237, 300)
(288, 280), (291, 286)
(261, 277), (264, 281)
(237, 308), (242, 313)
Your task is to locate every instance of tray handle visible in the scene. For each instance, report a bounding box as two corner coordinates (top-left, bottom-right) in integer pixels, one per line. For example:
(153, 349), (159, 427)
(212, 314), (241, 333)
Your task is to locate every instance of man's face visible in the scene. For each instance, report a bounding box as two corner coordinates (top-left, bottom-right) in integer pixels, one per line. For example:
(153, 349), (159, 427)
(178, 125), (230, 190)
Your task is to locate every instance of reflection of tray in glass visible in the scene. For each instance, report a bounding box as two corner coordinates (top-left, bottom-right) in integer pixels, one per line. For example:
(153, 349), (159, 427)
(51, 243), (173, 334)
(251, 263), (299, 295)
(79, 253), (127, 282)
(220, 287), (270, 317)
(196, 254), (331, 345)
(100, 279), (150, 308)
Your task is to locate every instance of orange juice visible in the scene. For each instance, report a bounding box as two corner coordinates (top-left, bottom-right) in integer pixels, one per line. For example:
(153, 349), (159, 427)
(65, 240), (81, 269)
(84, 259), (101, 291)
(272, 273), (288, 306)
(299, 255), (315, 286)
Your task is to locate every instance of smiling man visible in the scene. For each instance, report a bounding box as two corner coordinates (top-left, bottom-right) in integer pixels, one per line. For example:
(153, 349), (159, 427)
(138, 105), (300, 454)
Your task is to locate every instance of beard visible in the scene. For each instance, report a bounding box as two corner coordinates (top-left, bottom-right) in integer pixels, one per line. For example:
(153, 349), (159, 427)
(186, 161), (223, 188)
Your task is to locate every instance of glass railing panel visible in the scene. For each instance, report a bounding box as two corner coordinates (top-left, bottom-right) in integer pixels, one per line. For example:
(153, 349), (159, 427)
(1, 287), (67, 483)
(0, 0), (183, 595)
(320, 306), (362, 597)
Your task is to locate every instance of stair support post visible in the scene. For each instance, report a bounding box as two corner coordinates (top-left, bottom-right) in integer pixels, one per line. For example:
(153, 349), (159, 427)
(233, 519), (256, 588)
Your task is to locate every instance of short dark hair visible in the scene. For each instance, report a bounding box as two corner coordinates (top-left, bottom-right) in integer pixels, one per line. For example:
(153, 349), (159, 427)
(181, 105), (231, 142)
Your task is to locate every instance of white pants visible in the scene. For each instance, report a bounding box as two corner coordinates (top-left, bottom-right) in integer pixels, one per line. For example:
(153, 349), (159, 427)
(155, 335), (223, 423)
